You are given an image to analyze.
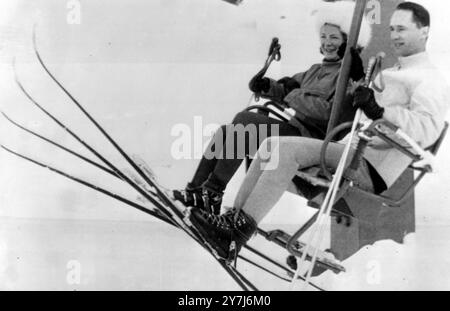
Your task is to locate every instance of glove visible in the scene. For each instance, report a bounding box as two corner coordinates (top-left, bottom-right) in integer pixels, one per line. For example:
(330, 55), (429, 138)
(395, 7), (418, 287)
(249, 76), (270, 93)
(337, 41), (347, 59)
(349, 47), (365, 81)
(353, 86), (384, 120)
(268, 37), (281, 59)
(277, 77), (300, 94)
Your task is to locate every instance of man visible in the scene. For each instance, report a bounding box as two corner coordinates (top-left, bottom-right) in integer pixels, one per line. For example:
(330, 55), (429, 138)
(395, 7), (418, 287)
(173, 0), (371, 215)
(188, 2), (450, 261)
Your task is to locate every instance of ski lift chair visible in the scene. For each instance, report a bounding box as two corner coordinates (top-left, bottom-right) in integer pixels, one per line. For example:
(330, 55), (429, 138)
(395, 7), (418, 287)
(245, 101), (295, 127)
(288, 119), (448, 263)
(244, 104), (448, 267)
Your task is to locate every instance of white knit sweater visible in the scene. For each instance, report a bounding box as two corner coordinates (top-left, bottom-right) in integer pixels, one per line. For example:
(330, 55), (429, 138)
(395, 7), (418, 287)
(363, 52), (450, 187)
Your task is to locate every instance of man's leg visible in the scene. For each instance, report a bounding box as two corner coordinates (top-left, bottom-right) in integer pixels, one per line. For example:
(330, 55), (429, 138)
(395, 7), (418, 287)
(236, 136), (347, 224)
(189, 136), (348, 259)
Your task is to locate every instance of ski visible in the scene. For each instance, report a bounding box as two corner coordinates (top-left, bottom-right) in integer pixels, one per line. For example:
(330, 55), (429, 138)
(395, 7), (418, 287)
(3, 141), (326, 290)
(1, 143), (256, 290)
(2, 101), (323, 290)
(258, 228), (345, 274)
(1, 145), (171, 224)
(240, 247), (325, 291)
(1, 111), (117, 178)
(129, 155), (327, 290)
(13, 60), (178, 228)
(14, 30), (257, 291)
(6, 28), (327, 291)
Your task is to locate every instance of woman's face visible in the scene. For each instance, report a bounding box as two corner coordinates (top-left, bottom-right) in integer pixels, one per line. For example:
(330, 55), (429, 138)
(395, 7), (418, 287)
(320, 23), (345, 60)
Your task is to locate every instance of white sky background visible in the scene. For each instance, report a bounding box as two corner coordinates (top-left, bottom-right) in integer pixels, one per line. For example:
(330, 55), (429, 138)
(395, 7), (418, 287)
(1, 0), (450, 290)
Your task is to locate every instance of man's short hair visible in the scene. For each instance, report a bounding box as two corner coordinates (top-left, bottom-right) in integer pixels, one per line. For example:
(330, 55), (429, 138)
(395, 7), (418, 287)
(396, 2), (430, 28)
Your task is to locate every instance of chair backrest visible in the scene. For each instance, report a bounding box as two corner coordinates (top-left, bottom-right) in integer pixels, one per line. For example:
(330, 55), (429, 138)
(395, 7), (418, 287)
(349, 121), (449, 207)
(299, 121), (449, 208)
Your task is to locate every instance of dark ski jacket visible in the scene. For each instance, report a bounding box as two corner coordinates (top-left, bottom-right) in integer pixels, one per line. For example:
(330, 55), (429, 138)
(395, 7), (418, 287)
(260, 58), (355, 137)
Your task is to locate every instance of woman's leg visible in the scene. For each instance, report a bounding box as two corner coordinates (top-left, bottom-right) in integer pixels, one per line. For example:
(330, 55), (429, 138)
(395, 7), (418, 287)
(235, 136), (348, 224)
(173, 125), (229, 213)
(187, 124), (228, 189)
(177, 111), (302, 213)
(203, 111), (302, 192)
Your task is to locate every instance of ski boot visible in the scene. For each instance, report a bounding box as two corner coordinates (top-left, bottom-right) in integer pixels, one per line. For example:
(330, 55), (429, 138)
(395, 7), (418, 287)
(201, 187), (223, 215)
(173, 187), (223, 215)
(188, 208), (257, 261)
(173, 187), (204, 208)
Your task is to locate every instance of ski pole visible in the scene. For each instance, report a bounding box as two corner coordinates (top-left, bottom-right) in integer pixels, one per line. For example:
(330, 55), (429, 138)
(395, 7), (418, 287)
(291, 53), (385, 290)
(27, 27), (256, 291)
(249, 37), (281, 102)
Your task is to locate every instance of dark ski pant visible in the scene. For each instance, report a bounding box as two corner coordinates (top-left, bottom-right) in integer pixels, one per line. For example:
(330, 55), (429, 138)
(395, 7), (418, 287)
(187, 110), (314, 193)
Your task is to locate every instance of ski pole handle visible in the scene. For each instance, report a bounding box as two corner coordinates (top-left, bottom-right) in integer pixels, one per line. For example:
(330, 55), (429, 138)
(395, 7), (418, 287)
(268, 37), (281, 61)
(363, 57), (377, 87)
(252, 38), (281, 102)
(363, 52), (385, 87)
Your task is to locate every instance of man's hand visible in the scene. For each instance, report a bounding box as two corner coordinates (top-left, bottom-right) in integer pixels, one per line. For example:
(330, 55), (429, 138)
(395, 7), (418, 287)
(249, 77), (270, 93)
(349, 47), (365, 82)
(353, 86), (384, 120)
(277, 77), (300, 94)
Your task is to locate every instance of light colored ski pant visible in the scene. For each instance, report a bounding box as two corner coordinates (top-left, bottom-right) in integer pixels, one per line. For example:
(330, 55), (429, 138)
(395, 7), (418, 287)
(234, 136), (374, 224)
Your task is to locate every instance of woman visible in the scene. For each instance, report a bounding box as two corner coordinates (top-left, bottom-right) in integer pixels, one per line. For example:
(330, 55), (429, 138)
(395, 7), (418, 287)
(173, 1), (372, 216)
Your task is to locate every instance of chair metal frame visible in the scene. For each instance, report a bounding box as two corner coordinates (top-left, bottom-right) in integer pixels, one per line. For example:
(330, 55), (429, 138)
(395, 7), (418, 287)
(287, 119), (448, 261)
(244, 102), (448, 267)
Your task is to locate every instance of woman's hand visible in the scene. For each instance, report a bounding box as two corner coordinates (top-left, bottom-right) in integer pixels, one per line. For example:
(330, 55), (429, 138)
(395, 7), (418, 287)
(249, 77), (270, 93)
(277, 77), (300, 94)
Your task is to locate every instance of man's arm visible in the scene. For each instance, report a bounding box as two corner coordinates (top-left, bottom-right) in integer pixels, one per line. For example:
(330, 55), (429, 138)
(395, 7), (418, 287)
(383, 81), (448, 148)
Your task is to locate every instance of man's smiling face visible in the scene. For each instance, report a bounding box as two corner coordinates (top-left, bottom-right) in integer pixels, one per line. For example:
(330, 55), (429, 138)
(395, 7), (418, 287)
(390, 9), (428, 57)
